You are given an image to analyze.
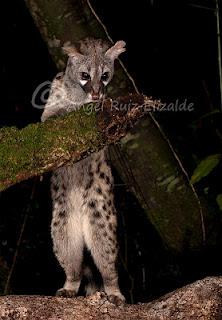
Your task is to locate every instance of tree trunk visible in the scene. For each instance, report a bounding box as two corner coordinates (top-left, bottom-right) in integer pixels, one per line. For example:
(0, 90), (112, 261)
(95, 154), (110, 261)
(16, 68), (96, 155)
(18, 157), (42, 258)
(110, 117), (204, 252)
(1, 277), (222, 320)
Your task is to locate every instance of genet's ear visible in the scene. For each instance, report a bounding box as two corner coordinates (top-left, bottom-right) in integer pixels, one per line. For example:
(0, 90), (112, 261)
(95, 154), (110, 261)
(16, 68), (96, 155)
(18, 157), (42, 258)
(62, 45), (83, 58)
(105, 41), (126, 60)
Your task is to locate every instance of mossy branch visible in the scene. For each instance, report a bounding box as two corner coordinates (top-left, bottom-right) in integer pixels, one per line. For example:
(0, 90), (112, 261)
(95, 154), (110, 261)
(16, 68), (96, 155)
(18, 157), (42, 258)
(0, 95), (159, 192)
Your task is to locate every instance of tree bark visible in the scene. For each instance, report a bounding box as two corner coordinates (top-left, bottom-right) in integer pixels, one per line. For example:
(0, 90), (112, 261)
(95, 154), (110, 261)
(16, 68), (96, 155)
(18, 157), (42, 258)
(110, 118), (204, 252)
(1, 277), (222, 320)
(22, 0), (205, 252)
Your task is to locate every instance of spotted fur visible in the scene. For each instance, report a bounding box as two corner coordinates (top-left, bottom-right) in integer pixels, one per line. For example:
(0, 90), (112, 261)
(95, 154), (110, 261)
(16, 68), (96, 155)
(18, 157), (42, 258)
(41, 38), (126, 304)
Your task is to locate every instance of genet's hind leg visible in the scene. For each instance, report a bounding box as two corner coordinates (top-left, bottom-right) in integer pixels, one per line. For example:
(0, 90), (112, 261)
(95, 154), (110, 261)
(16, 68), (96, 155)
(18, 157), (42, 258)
(51, 169), (85, 297)
(83, 204), (125, 305)
(51, 210), (84, 298)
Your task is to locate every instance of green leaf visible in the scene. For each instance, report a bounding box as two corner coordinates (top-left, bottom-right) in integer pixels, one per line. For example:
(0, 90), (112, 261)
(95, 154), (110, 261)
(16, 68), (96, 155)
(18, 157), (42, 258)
(216, 194), (222, 211)
(191, 154), (221, 184)
(199, 109), (222, 121)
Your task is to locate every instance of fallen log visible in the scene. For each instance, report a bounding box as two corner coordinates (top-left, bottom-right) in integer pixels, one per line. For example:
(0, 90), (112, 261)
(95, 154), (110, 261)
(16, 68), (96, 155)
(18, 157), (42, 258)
(0, 277), (222, 319)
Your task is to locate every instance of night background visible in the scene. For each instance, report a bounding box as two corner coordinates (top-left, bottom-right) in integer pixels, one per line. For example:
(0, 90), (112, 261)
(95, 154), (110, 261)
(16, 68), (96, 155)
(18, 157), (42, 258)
(1, 0), (222, 305)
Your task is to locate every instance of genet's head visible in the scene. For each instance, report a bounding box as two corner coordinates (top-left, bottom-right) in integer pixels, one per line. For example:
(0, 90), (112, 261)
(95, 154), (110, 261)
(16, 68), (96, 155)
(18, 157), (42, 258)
(63, 38), (126, 101)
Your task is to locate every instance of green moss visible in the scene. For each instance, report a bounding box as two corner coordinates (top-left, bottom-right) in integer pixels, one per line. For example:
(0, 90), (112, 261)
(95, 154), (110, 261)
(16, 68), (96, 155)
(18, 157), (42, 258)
(0, 108), (104, 191)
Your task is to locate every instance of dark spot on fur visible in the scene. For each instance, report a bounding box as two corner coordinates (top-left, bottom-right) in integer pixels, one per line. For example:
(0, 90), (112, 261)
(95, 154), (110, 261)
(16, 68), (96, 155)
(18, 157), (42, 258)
(54, 195), (61, 202)
(108, 236), (114, 243)
(99, 172), (105, 179)
(109, 223), (113, 231)
(107, 200), (112, 207)
(96, 161), (102, 173)
(105, 175), (111, 185)
(93, 211), (101, 218)
(111, 248), (116, 254)
(88, 200), (96, 208)
(105, 249), (110, 254)
(83, 192), (88, 199)
(58, 210), (66, 217)
(103, 231), (108, 237)
(98, 223), (105, 228)
(62, 183), (67, 191)
(52, 184), (59, 192)
(58, 198), (64, 205)
(102, 204), (107, 211)
(55, 192), (65, 204)
(53, 220), (59, 227)
(86, 179), (93, 190)
(108, 189), (113, 195)
(96, 187), (102, 194)
(106, 215), (110, 220)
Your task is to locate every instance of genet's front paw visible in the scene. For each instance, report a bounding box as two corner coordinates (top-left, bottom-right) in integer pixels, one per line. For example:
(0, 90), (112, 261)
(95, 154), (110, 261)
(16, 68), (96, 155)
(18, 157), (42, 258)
(56, 288), (77, 298)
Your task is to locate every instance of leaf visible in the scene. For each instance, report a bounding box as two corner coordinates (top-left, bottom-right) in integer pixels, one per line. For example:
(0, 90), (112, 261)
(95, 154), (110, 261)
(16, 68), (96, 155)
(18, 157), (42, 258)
(216, 194), (222, 211)
(191, 154), (221, 184)
(199, 109), (222, 121)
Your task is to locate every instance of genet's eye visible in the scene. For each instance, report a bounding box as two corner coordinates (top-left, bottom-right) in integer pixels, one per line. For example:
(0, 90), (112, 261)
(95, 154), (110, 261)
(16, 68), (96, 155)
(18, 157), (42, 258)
(101, 72), (109, 82)
(81, 72), (90, 81)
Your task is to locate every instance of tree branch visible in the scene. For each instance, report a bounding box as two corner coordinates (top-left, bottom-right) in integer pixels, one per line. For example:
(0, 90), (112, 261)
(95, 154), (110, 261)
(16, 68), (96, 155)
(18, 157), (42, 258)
(0, 95), (159, 191)
(0, 277), (222, 319)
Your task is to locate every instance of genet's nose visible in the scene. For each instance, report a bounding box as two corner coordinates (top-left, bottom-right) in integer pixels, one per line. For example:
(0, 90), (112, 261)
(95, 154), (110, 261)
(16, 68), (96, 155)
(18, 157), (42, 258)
(91, 92), (100, 100)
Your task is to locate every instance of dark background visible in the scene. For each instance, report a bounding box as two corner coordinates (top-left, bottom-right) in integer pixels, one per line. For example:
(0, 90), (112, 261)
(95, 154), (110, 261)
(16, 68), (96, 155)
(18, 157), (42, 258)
(0, 0), (222, 303)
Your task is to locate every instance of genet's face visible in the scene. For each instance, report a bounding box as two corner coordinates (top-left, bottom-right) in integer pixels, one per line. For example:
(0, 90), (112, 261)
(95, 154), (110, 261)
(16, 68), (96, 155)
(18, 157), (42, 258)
(75, 57), (114, 101)
(64, 40), (126, 102)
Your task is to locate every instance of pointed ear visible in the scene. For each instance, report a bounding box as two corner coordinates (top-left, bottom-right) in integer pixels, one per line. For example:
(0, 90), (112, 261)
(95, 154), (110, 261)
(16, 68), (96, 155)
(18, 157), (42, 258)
(105, 41), (126, 60)
(62, 45), (83, 58)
